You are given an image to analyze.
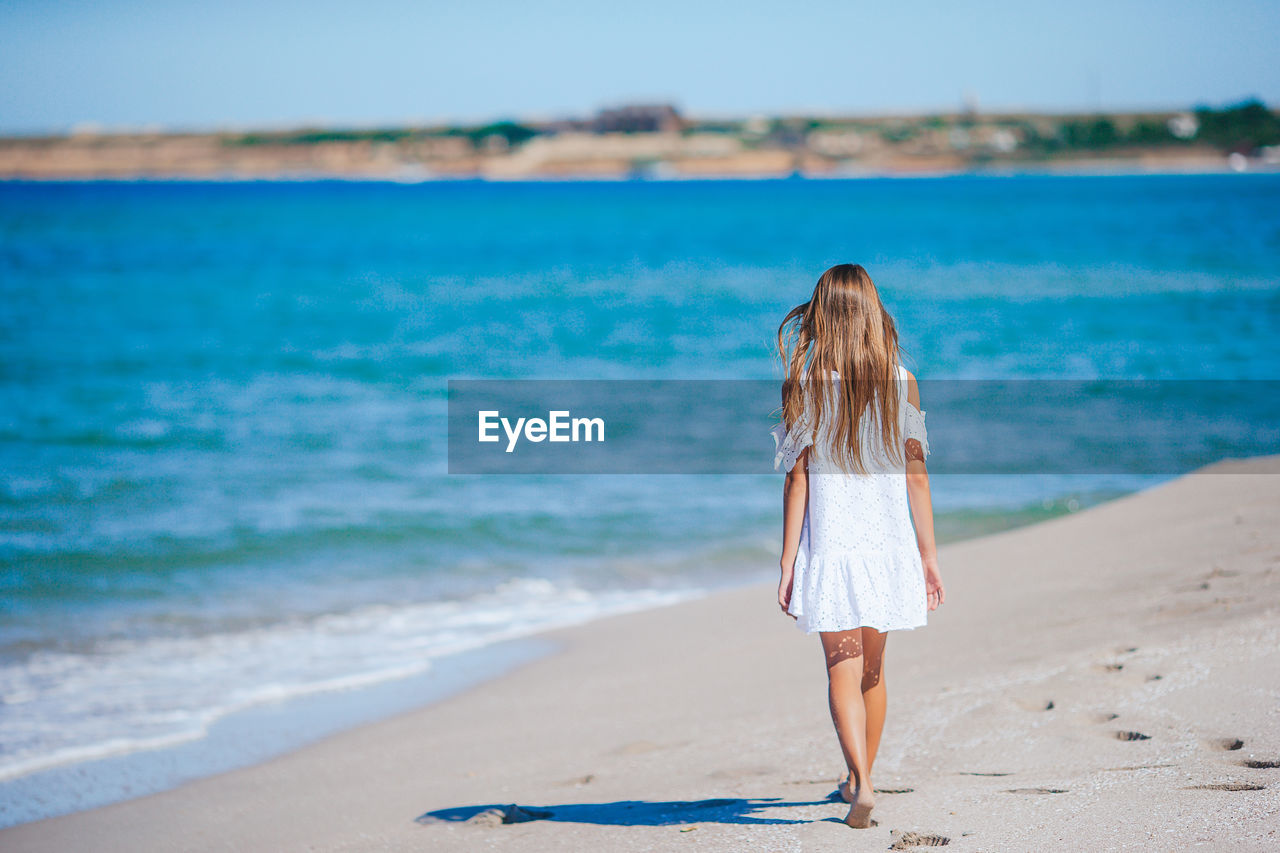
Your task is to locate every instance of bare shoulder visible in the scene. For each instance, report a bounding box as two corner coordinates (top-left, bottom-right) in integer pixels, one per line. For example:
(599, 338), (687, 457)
(902, 368), (922, 408)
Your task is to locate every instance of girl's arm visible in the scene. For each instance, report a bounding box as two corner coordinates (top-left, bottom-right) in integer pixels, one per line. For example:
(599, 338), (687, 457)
(905, 373), (945, 611)
(778, 446), (809, 616)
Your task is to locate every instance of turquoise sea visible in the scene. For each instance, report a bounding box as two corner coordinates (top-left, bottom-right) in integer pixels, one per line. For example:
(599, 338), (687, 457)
(1, 174), (1278, 823)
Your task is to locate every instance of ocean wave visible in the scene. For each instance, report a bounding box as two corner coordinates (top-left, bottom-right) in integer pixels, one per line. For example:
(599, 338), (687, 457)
(0, 578), (700, 782)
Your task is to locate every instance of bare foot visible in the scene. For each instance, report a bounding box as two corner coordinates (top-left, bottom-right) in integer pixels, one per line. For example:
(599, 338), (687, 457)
(842, 772), (875, 828)
(837, 775), (874, 803)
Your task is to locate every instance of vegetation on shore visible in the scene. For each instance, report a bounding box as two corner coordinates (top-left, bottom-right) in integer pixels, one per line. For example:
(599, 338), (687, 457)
(216, 99), (1278, 155)
(1, 99), (1276, 180)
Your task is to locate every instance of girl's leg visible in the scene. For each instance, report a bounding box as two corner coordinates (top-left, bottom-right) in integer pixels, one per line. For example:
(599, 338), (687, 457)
(859, 626), (888, 785)
(820, 630), (876, 828)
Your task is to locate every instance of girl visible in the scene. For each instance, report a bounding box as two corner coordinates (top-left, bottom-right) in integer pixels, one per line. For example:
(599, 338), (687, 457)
(771, 263), (945, 829)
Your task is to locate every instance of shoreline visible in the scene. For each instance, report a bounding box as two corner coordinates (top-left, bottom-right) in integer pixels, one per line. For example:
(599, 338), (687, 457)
(0, 584), (710, 828)
(0, 481), (1153, 825)
(2, 456), (1277, 850)
(0, 636), (557, 828)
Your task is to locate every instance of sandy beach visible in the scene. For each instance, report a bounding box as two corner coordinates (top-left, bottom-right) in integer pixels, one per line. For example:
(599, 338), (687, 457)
(3, 457), (1278, 852)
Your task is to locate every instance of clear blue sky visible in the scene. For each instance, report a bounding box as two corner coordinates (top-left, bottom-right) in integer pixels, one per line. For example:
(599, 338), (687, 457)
(1, 0), (1277, 134)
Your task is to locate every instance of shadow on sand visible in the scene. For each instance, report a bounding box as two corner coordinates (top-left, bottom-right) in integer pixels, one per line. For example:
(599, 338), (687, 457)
(417, 795), (840, 827)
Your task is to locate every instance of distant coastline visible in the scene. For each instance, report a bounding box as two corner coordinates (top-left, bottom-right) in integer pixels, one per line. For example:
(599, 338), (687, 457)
(2, 160), (1274, 184)
(3, 100), (1277, 182)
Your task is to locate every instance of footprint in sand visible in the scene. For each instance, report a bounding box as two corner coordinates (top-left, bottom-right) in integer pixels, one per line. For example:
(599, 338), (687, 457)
(1115, 730), (1152, 741)
(889, 829), (950, 848)
(827, 786), (914, 802)
(1239, 758), (1280, 769)
(1004, 787), (1068, 794)
(1014, 697), (1055, 711)
(1207, 737), (1244, 752)
(1093, 654), (1169, 684)
(454, 804), (554, 826)
(1184, 782), (1266, 792)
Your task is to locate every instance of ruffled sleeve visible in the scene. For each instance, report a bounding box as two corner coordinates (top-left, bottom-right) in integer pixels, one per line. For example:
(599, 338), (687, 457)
(771, 415), (814, 473)
(904, 401), (930, 460)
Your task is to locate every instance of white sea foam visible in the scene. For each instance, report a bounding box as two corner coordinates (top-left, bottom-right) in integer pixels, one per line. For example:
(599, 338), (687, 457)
(0, 579), (700, 782)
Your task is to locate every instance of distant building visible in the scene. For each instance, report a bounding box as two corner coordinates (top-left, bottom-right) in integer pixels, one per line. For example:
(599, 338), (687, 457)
(590, 104), (684, 134)
(744, 115), (771, 136)
(989, 128), (1018, 153)
(1167, 113), (1198, 140)
(807, 129), (865, 157)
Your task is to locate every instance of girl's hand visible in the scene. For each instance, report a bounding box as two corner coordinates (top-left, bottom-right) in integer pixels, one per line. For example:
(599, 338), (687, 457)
(778, 564), (796, 618)
(922, 555), (945, 611)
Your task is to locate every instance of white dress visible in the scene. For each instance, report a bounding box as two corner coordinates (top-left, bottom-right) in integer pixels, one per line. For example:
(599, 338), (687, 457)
(771, 364), (931, 634)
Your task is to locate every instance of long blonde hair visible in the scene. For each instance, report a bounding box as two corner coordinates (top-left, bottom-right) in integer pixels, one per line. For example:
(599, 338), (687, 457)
(777, 263), (903, 474)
